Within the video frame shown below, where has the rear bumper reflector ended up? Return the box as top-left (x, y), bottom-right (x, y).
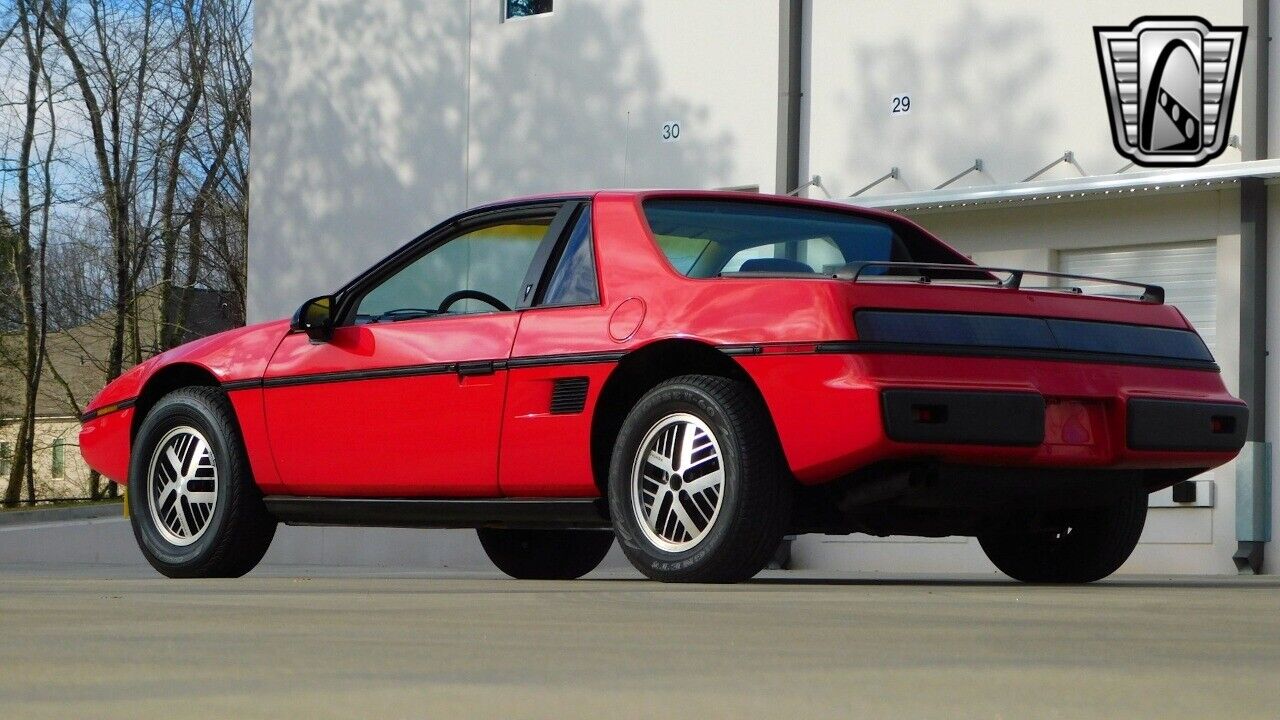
top-left (1127, 398), bottom-right (1248, 452)
top-left (881, 389), bottom-right (1045, 446)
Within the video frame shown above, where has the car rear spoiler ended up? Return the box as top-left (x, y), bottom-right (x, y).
top-left (835, 261), bottom-right (1165, 304)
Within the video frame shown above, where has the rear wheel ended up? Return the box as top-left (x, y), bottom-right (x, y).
top-left (477, 528), bottom-right (614, 579)
top-left (608, 375), bottom-right (791, 583)
top-left (978, 484), bottom-right (1148, 583)
top-left (129, 387), bottom-right (276, 578)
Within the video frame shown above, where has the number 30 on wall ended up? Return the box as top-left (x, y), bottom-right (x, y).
top-left (661, 121), bottom-right (682, 142)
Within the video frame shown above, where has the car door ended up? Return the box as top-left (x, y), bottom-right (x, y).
top-left (499, 204), bottom-right (615, 497)
top-left (262, 204), bottom-right (573, 497)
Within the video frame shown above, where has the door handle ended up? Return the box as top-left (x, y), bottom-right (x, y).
top-left (457, 361), bottom-right (496, 377)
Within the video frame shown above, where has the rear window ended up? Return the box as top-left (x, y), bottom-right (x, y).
top-left (642, 199), bottom-right (969, 278)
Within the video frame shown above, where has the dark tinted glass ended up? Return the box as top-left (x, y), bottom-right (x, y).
top-left (857, 311), bottom-right (1057, 348)
top-left (542, 209), bottom-right (599, 306)
top-left (1046, 319), bottom-right (1213, 362)
top-left (855, 310), bottom-right (1214, 363)
top-left (642, 199), bottom-right (969, 279)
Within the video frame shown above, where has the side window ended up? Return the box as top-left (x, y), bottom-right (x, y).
top-left (540, 209), bottom-right (599, 306)
top-left (356, 219), bottom-right (551, 322)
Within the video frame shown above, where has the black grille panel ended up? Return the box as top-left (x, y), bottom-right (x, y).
top-left (550, 377), bottom-right (589, 414)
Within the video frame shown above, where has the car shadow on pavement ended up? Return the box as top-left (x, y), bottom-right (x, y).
top-left (741, 575), bottom-right (1280, 590)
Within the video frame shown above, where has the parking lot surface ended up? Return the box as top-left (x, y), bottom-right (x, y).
top-left (1, 565), bottom-right (1277, 719)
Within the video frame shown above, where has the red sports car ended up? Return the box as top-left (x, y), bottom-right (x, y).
top-left (80, 191), bottom-right (1247, 583)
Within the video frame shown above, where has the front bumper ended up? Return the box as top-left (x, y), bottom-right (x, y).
top-left (739, 351), bottom-right (1247, 485)
top-left (79, 406), bottom-right (135, 484)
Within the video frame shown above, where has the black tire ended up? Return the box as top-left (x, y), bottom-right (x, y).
top-left (608, 375), bottom-right (791, 583)
top-left (476, 528), bottom-right (614, 580)
top-left (128, 387), bottom-right (276, 578)
top-left (978, 484), bottom-right (1148, 583)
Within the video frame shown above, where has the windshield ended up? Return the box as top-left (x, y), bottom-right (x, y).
top-left (642, 199), bottom-right (972, 278)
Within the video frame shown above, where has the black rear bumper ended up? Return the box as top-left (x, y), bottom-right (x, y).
top-left (881, 389), bottom-right (1045, 446)
top-left (1127, 398), bottom-right (1248, 452)
top-left (882, 388), bottom-right (1247, 453)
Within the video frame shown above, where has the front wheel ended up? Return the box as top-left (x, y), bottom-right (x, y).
top-left (978, 484), bottom-right (1148, 583)
top-left (128, 387), bottom-right (276, 578)
top-left (608, 375), bottom-right (791, 583)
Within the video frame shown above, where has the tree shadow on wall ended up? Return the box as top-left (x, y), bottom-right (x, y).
top-left (248, 0), bottom-right (734, 320)
top-left (466, 0), bottom-right (735, 204)
top-left (836, 3), bottom-right (1057, 194)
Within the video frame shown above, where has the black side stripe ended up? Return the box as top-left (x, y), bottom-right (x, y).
top-left (259, 362), bottom-right (457, 388)
top-left (506, 351), bottom-right (627, 368)
top-left (225, 351), bottom-right (629, 392)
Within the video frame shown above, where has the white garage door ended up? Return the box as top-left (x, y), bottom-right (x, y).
top-left (1058, 240), bottom-right (1217, 351)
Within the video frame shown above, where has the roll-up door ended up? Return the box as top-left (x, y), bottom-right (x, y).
top-left (1058, 240), bottom-right (1217, 351)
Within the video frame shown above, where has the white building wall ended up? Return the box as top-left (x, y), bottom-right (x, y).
top-left (804, 0), bottom-right (1248, 199)
top-left (248, 0), bottom-right (472, 323)
top-left (249, 0), bottom-right (780, 321)
top-left (465, 0), bottom-right (779, 206)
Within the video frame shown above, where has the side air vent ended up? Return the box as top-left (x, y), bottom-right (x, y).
top-left (550, 377), bottom-right (590, 414)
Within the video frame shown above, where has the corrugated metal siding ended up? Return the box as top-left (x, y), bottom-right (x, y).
top-left (1058, 241), bottom-right (1217, 351)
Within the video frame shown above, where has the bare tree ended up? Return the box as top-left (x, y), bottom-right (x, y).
top-left (3, 0), bottom-right (52, 506)
top-left (0, 0), bottom-right (251, 503)
top-left (44, 0), bottom-right (155, 387)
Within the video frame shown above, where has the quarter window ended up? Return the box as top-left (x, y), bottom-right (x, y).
top-left (540, 209), bottom-right (599, 306)
top-left (355, 219), bottom-right (551, 322)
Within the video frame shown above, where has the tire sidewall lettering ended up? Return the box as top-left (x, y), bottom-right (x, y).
top-left (610, 383), bottom-right (741, 573)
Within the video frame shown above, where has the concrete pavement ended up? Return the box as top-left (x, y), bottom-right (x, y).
top-left (1, 564), bottom-right (1277, 719)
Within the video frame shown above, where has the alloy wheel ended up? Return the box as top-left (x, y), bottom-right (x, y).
top-left (631, 413), bottom-right (726, 552)
top-left (146, 425), bottom-right (219, 547)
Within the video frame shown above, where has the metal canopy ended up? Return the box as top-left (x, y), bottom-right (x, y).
top-left (845, 159), bottom-right (1280, 213)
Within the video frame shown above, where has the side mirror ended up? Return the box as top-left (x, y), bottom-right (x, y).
top-left (290, 295), bottom-right (334, 342)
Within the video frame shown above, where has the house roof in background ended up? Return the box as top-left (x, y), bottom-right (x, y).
top-left (0, 288), bottom-right (236, 420)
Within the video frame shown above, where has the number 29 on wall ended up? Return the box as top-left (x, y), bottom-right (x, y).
top-left (890, 94), bottom-right (912, 116)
